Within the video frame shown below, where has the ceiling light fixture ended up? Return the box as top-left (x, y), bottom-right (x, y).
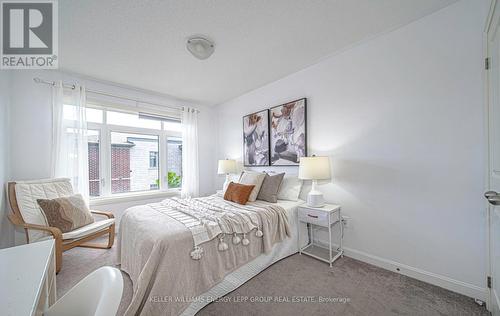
top-left (186, 36), bottom-right (215, 60)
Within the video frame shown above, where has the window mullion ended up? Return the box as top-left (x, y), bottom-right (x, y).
top-left (102, 110), bottom-right (112, 197)
top-left (160, 131), bottom-right (168, 191)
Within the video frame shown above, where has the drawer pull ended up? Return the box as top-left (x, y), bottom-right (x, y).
top-left (307, 214), bottom-right (318, 218)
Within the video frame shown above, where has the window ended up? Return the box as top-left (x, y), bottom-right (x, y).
top-left (149, 151), bottom-right (158, 168)
top-left (85, 104), bottom-right (182, 198)
top-left (86, 108), bottom-right (104, 124)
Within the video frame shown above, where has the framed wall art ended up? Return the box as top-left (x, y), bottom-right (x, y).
top-left (269, 98), bottom-right (307, 166)
top-left (243, 109), bottom-right (270, 166)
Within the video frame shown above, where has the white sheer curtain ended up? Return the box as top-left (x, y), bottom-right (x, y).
top-left (51, 81), bottom-right (90, 200)
top-left (181, 107), bottom-right (199, 198)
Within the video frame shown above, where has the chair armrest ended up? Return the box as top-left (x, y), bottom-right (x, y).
top-left (90, 210), bottom-right (115, 219)
top-left (8, 213), bottom-right (62, 239)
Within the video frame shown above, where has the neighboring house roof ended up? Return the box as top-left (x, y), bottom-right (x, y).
top-left (113, 143), bottom-right (135, 148)
top-left (88, 141), bottom-right (135, 147)
top-left (126, 137), bottom-right (158, 144)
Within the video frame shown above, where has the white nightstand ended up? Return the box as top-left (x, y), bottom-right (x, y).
top-left (298, 203), bottom-right (344, 267)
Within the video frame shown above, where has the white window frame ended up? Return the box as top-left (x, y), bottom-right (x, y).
top-left (87, 105), bottom-right (182, 202)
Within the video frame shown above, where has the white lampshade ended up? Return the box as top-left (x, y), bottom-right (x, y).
top-left (298, 156), bottom-right (331, 180)
top-left (218, 159), bottom-right (236, 174)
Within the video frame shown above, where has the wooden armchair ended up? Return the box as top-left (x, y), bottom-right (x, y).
top-left (7, 179), bottom-right (116, 273)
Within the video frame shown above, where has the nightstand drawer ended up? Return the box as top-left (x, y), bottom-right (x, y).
top-left (298, 207), bottom-right (330, 227)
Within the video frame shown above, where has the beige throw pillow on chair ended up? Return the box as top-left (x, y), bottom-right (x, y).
top-left (37, 194), bottom-right (94, 233)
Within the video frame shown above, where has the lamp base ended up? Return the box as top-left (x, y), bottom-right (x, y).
top-left (307, 191), bottom-right (325, 208)
top-left (222, 175), bottom-right (230, 193)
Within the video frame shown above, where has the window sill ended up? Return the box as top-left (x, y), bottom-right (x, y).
top-left (89, 190), bottom-right (180, 206)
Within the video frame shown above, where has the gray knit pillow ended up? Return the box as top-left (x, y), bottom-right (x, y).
top-left (257, 173), bottom-right (285, 203)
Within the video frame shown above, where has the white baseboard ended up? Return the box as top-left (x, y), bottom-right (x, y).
top-left (492, 288), bottom-right (500, 315)
top-left (313, 239), bottom-right (488, 301)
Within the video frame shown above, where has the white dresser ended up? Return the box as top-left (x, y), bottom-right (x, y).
top-left (0, 240), bottom-right (56, 316)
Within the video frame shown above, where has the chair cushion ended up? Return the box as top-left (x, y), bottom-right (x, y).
top-left (15, 178), bottom-right (74, 241)
top-left (37, 194), bottom-right (94, 233)
top-left (62, 218), bottom-right (115, 240)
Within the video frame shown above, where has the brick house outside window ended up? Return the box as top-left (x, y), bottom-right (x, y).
top-left (88, 142), bottom-right (134, 196)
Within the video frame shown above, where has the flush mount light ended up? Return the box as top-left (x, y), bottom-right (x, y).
top-left (186, 36), bottom-right (215, 60)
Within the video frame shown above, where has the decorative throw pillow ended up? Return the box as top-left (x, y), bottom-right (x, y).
top-left (277, 176), bottom-right (303, 201)
top-left (223, 182), bottom-right (255, 205)
top-left (37, 194), bottom-right (94, 233)
top-left (257, 172), bottom-right (285, 203)
top-left (238, 171), bottom-right (266, 202)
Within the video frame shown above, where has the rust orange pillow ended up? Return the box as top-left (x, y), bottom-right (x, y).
top-left (223, 182), bottom-right (255, 205)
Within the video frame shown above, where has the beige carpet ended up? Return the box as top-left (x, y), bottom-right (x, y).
top-left (57, 237), bottom-right (489, 316)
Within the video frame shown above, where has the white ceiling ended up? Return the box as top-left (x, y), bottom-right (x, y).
top-left (59, 0), bottom-right (457, 105)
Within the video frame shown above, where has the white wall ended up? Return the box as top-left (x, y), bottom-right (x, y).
top-left (0, 71), bottom-right (13, 248)
top-left (8, 70), bottom-right (217, 241)
top-left (216, 0), bottom-right (489, 299)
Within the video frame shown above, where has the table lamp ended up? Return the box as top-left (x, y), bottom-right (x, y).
top-left (218, 159), bottom-right (237, 190)
top-left (298, 156), bottom-right (331, 207)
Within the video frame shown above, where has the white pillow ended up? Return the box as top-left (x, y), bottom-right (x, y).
top-left (277, 176), bottom-right (303, 201)
top-left (238, 171), bottom-right (266, 202)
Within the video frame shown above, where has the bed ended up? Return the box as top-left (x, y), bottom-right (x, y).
top-left (118, 194), bottom-right (307, 316)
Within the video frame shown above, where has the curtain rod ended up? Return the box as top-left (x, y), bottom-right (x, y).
top-left (33, 77), bottom-right (200, 113)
